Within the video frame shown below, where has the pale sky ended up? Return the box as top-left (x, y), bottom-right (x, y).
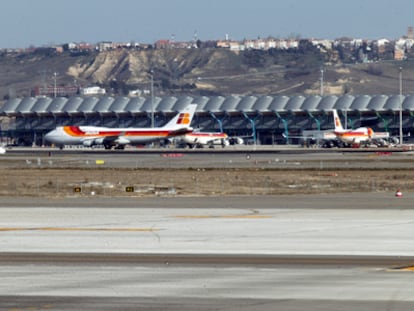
top-left (0, 0), bottom-right (412, 48)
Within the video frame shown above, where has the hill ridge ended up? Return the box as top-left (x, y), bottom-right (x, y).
top-left (0, 49), bottom-right (413, 99)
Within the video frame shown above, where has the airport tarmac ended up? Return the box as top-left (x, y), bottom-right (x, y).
top-left (2, 148), bottom-right (414, 310)
top-left (2, 193), bottom-right (414, 310)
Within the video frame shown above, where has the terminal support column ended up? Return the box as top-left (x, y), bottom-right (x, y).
top-left (275, 111), bottom-right (288, 144)
top-left (209, 112), bottom-right (224, 133)
top-left (307, 111), bottom-right (321, 145)
top-left (241, 112), bottom-right (257, 145)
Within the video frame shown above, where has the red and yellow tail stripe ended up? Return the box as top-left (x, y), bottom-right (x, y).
top-left (177, 112), bottom-right (191, 125)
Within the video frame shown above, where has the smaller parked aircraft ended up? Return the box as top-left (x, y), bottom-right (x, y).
top-left (178, 131), bottom-right (244, 148)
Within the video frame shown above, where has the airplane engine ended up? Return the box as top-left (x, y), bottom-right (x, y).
top-left (115, 137), bottom-right (130, 145)
top-left (375, 138), bottom-right (387, 147)
top-left (228, 137), bottom-right (243, 145)
top-left (235, 137), bottom-right (244, 145)
top-left (93, 138), bottom-right (105, 145)
top-left (82, 140), bottom-right (95, 147)
top-left (222, 139), bottom-right (230, 146)
top-left (391, 137), bottom-right (399, 144)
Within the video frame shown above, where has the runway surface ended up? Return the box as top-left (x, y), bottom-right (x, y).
top-left (3, 145), bottom-right (414, 170)
top-left (2, 193), bottom-right (414, 310)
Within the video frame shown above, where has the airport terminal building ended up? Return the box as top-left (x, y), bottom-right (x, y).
top-left (0, 94), bottom-right (412, 146)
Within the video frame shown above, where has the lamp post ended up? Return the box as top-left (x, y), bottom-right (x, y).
top-left (53, 72), bottom-right (58, 98)
top-left (399, 67), bottom-right (403, 145)
top-left (320, 67), bottom-right (324, 96)
top-left (150, 70), bottom-right (154, 128)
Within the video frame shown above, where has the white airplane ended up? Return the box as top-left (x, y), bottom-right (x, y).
top-left (45, 104), bottom-right (197, 149)
top-left (178, 131), bottom-right (245, 148)
top-left (333, 109), bottom-right (389, 147)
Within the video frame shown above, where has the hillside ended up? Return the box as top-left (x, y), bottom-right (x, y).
top-left (1, 48), bottom-right (414, 99)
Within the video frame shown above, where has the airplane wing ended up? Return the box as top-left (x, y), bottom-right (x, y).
top-left (168, 127), bottom-right (194, 136)
top-left (80, 133), bottom-right (130, 149)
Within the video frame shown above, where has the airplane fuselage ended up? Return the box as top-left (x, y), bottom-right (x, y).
top-left (334, 127), bottom-right (374, 145)
top-left (181, 132), bottom-right (229, 146)
top-left (45, 126), bottom-right (191, 146)
top-left (45, 104), bottom-right (197, 149)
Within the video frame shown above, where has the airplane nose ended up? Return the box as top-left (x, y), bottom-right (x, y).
top-left (44, 131), bottom-right (56, 142)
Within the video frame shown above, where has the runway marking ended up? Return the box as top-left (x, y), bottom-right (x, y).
top-left (6, 304), bottom-right (53, 311)
top-left (401, 267), bottom-right (414, 271)
top-left (0, 227), bottom-right (159, 232)
top-left (174, 215), bottom-right (271, 219)
top-left (393, 266), bottom-right (414, 271)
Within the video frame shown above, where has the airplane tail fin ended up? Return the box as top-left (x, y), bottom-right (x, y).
top-left (333, 109), bottom-right (344, 131)
top-left (163, 104), bottom-right (197, 129)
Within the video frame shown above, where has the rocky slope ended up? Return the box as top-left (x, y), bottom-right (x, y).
top-left (1, 48), bottom-right (414, 99)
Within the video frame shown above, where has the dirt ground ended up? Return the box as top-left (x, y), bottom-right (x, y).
top-left (1, 167), bottom-right (412, 197)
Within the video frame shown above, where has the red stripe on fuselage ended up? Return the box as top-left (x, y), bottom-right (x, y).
top-left (63, 126), bottom-right (190, 138)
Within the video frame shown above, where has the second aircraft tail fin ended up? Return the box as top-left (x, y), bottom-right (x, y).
top-left (333, 109), bottom-right (344, 131)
